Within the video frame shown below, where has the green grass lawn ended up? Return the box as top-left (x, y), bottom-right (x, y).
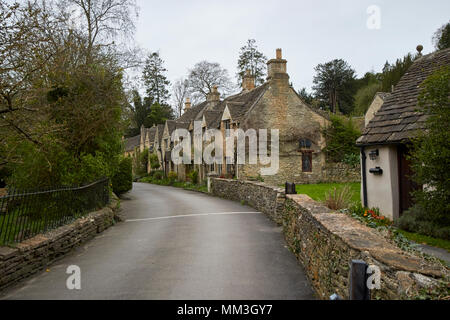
top-left (295, 182), bottom-right (361, 204)
top-left (397, 230), bottom-right (450, 252)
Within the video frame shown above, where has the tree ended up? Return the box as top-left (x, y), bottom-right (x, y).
top-left (353, 82), bottom-right (382, 116)
top-left (406, 66), bottom-right (450, 235)
top-left (142, 51), bottom-right (171, 105)
top-left (187, 61), bottom-right (235, 101)
top-left (312, 59), bottom-right (357, 114)
top-left (322, 115), bottom-right (361, 163)
top-left (433, 22), bottom-right (450, 51)
top-left (147, 102), bottom-right (174, 126)
top-left (298, 88), bottom-right (314, 105)
top-left (236, 39), bottom-right (267, 87)
top-left (380, 53), bottom-right (416, 92)
top-left (60, 0), bottom-right (139, 63)
top-left (1, 1), bottom-right (128, 189)
top-left (172, 78), bottom-right (190, 117)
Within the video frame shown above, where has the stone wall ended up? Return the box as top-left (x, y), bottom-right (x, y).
top-left (210, 178), bottom-right (449, 300)
top-left (209, 178), bottom-right (285, 224)
top-left (238, 161), bottom-right (360, 186)
top-left (0, 199), bottom-right (120, 292)
top-left (323, 162), bottom-right (361, 183)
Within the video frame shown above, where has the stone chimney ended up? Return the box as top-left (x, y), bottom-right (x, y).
top-left (267, 48), bottom-right (289, 84)
top-left (206, 86), bottom-right (220, 110)
top-left (242, 69), bottom-right (255, 91)
top-left (184, 98), bottom-right (191, 113)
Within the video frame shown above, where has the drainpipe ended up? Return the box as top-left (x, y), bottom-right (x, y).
top-left (361, 147), bottom-right (368, 208)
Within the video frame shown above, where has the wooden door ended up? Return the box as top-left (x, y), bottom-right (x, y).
top-left (397, 145), bottom-right (420, 215)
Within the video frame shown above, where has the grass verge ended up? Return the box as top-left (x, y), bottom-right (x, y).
top-left (397, 230), bottom-right (450, 252)
top-left (295, 182), bottom-right (361, 204)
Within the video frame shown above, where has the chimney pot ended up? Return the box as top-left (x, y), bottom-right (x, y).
top-left (267, 48), bottom-right (288, 82)
top-left (242, 69), bottom-right (255, 91)
top-left (184, 98), bottom-right (192, 112)
top-left (276, 48), bottom-right (282, 59)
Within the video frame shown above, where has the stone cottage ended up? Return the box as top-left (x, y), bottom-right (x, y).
top-left (357, 47), bottom-right (450, 220)
top-left (167, 49), bottom-right (331, 185)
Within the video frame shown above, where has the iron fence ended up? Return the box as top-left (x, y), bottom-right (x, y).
top-left (0, 178), bottom-right (110, 246)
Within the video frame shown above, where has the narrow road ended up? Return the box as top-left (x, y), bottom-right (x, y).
top-left (1, 183), bottom-right (315, 300)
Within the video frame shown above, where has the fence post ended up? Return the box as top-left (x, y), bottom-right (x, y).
top-left (349, 260), bottom-right (371, 300)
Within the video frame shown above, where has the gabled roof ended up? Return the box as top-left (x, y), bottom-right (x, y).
top-left (146, 127), bottom-right (157, 143)
top-left (174, 83), bottom-right (269, 130)
top-left (177, 101), bottom-right (208, 123)
top-left (357, 48), bottom-right (450, 146)
top-left (156, 124), bottom-right (165, 143)
top-left (166, 120), bottom-right (177, 135)
top-left (125, 135), bottom-right (140, 152)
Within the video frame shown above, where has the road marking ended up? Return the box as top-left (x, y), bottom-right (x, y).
top-left (125, 211), bottom-right (261, 223)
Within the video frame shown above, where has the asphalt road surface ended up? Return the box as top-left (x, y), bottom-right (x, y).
top-left (0, 183), bottom-right (315, 300)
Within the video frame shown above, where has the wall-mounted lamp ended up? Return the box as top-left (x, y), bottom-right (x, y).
top-left (369, 149), bottom-right (379, 161)
top-left (369, 167), bottom-right (383, 176)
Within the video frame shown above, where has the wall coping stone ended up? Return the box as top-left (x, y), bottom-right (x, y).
top-left (287, 194), bottom-right (447, 278)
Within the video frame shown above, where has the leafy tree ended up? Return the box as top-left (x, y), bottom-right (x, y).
top-left (312, 59), bottom-right (357, 114)
top-left (322, 115), bottom-right (361, 163)
top-left (298, 88), bottom-right (314, 105)
top-left (1, 1), bottom-right (128, 190)
top-left (405, 66), bottom-right (450, 235)
top-left (433, 22), bottom-right (450, 50)
top-left (353, 82), bottom-right (382, 116)
top-left (187, 61), bottom-right (235, 101)
top-left (147, 102), bottom-right (174, 126)
top-left (380, 53), bottom-right (416, 92)
top-left (236, 39), bottom-right (267, 86)
top-left (142, 51), bottom-right (171, 105)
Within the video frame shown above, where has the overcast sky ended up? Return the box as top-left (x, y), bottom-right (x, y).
top-left (134, 0), bottom-right (450, 93)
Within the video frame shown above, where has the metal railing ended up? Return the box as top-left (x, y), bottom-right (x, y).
top-left (0, 178), bottom-right (110, 246)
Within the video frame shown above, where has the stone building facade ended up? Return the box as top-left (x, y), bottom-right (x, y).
top-left (126, 49), bottom-right (336, 185)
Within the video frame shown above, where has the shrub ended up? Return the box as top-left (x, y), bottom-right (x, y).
top-left (168, 172), bottom-right (177, 185)
top-left (324, 185), bottom-right (354, 210)
top-left (149, 153), bottom-right (161, 170)
top-left (397, 204), bottom-right (450, 240)
top-left (187, 170), bottom-right (199, 184)
top-left (408, 66), bottom-right (450, 232)
top-left (342, 153), bottom-right (360, 167)
top-left (322, 115), bottom-right (361, 163)
top-left (112, 157), bottom-right (132, 195)
top-left (153, 171), bottom-right (164, 181)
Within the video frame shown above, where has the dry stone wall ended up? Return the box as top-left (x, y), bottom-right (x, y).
top-left (210, 178), bottom-right (449, 300)
top-left (0, 199), bottom-right (120, 292)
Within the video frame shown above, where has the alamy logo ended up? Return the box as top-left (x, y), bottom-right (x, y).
top-left (66, 265), bottom-right (81, 290)
top-left (367, 265), bottom-right (381, 290)
top-left (367, 5), bottom-right (381, 30)
top-left (171, 121), bottom-right (280, 176)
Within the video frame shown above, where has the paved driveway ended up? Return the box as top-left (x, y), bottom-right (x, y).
top-left (1, 183), bottom-right (315, 300)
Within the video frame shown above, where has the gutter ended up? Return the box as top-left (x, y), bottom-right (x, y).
top-left (361, 147), bottom-right (368, 208)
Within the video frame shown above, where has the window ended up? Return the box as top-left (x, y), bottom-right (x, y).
top-left (224, 120), bottom-right (231, 137)
top-left (210, 163), bottom-right (215, 172)
top-left (302, 152), bottom-right (312, 173)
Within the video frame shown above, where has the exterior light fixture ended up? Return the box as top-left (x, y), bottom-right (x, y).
top-left (369, 167), bottom-right (383, 176)
top-left (369, 149), bottom-right (379, 161)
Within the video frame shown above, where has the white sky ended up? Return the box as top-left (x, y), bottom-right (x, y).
top-left (134, 0), bottom-right (450, 92)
